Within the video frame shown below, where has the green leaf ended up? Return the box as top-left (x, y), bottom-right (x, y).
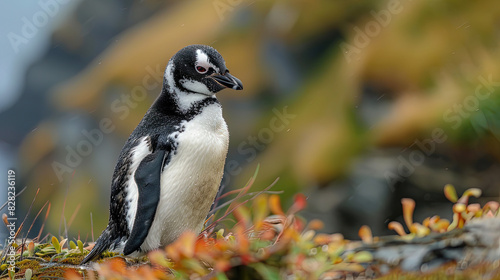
top-left (216, 272), bottom-right (229, 280)
top-left (24, 268), bottom-right (32, 280)
top-left (51, 236), bottom-right (61, 254)
top-left (77, 240), bottom-right (84, 254)
top-left (69, 241), bottom-right (77, 250)
top-left (27, 242), bottom-right (35, 257)
top-left (36, 246), bottom-right (57, 256)
top-left (351, 251), bottom-right (373, 263)
top-left (216, 229), bottom-right (225, 240)
top-left (444, 184), bottom-right (458, 203)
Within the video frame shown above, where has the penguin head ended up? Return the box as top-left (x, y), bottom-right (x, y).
top-left (164, 45), bottom-right (243, 97)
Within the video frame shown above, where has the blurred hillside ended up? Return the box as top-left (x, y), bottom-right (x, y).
top-left (3, 0), bottom-right (500, 241)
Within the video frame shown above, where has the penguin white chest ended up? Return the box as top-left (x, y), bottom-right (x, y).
top-left (140, 104), bottom-right (229, 251)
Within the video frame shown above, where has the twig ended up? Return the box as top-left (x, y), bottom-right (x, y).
top-left (63, 216), bottom-right (68, 249)
top-left (20, 200), bottom-right (49, 261)
top-left (37, 202), bottom-right (52, 241)
top-left (40, 233), bottom-right (51, 244)
top-left (223, 165), bottom-right (261, 216)
top-left (208, 190), bottom-right (283, 216)
top-left (24, 201), bottom-right (49, 241)
top-left (1, 188), bottom-right (40, 265)
top-left (204, 177), bottom-right (280, 233)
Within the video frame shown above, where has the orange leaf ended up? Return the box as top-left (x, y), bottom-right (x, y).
top-left (422, 217), bottom-right (430, 227)
top-left (429, 215), bottom-right (440, 225)
top-left (107, 258), bottom-right (127, 274)
top-left (308, 219), bottom-right (324, 230)
top-left (149, 250), bottom-right (170, 267)
top-left (467, 203), bottom-right (481, 213)
top-left (28, 241), bottom-right (35, 255)
top-left (165, 231), bottom-right (196, 261)
top-left (453, 203), bottom-right (466, 214)
top-left (458, 216), bottom-right (465, 228)
top-left (433, 219), bottom-right (450, 233)
top-left (178, 231), bottom-right (196, 258)
top-left (482, 201), bottom-right (499, 215)
top-left (281, 227), bottom-right (301, 243)
top-left (313, 233), bottom-right (331, 245)
top-left (358, 225), bottom-right (373, 243)
top-left (401, 198), bottom-right (415, 231)
top-left (64, 269), bottom-right (83, 280)
top-left (269, 194), bottom-right (285, 215)
top-left (457, 188), bottom-right (482, 204)
top-left (447, 213), bottom-right (460, 231)
top-left (293, 193), bottom-right (307, 212)
top-left (287, 193), bottom-right (307, 215)
top-left (444, 184), bottom-right (458, 203)
top-left (233, 206), bottom-right (251, 228)
top-left (215, 259), bottom-right (231, 272)
top-left (485, 210), bottom-right (496, 217)
top-left (293, 216), bottom-right (306, 232)
top-left (409, 223), bottom-right (430, 237)
top-left (253, 194), bottom-right (269, 230)
top-left (234, 225), bottom-right (249, 253)
top-left (388, 221), bottom-right (406, 236)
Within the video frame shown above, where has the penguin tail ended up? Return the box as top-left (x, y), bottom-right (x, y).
top-left (80, 228), bottom-right (114, 265)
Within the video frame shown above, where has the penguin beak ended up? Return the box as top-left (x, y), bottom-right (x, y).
top-left (212, 71), bottom-right (243, 90)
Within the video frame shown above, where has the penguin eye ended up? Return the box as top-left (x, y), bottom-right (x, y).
top-left (196, 66), bottom-right (208, 74)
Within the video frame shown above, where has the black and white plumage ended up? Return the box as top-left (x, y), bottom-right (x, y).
top-left (81, 44), bottom-right (242, 264)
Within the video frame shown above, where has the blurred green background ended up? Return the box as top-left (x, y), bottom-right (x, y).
top-left (1, 0), bottom-right (500, 242)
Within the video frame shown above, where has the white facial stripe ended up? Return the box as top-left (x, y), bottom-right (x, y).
top-left (196, 49), bottom-right (220, 73)
top-left (177, 91), bottom-right (209, 111)
top-left (164, 61), bottom-right (175, 89)
top-left (164, 60), bottom-right (213, 112)
top-left (195, 49), bottom-right (209, 67)
top-left (180, 79), bottom-right (212, 95)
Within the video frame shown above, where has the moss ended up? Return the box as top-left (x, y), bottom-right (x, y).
top-left (0, 259), bottom-right (62, 280)
top-left (0, 251), bottom-right (92, 280)
top-left (58, 255), bottom-right (86, 264)
top-left (15, 259), bottom-right (41, 273)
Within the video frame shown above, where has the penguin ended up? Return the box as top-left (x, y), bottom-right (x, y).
top-left (81, 44), bottom-right (243, 264)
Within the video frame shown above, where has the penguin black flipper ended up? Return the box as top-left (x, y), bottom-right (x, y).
top-left (80, 228), bottom-right (113, 264)
top-left (123, 149), bottom-right (167, 255)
